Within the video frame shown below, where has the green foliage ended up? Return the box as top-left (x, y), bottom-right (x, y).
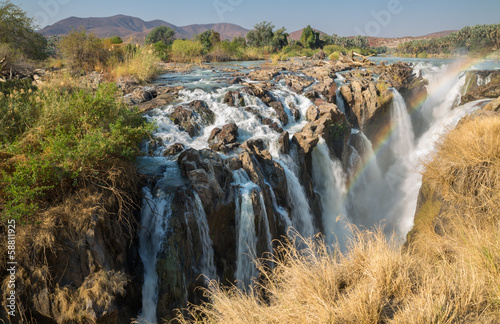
top-left (171, 39), bottom-right (204, 63)
top-left (0, 0), bottom-right (47, 60)
top-left (247, 21), bottom-right (275, 48)
top-left (397, 23), bottom-right (500, 56)
top-left (0, 83), bottom-right (153, 220)
top-left (145, 26), bottom-right (176, 45)
top-left (271, 27), bottom-right (289, 51)
top-left (152, 41), bottom-right (170, 61)
top-left (323, 33), bottom-right (370, 49)
top-left (231, 36), bottom-right (247, 48)
top-left (329, 51), bottom-right (340, 61)
top-left (195, 30), bottom-right (221, 51)
top-left (108, 35), bottom-right (123, 44)
top-left (59, 28), bottom-right (108, 72)
top-left (300, 25), bottom-right (320, 49)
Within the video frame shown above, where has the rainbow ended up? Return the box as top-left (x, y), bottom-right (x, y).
top-left (344, 54), bottom-right (495, 194)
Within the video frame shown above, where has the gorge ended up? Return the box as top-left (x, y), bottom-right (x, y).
top-left (133, 57), bottom-right (498, 321)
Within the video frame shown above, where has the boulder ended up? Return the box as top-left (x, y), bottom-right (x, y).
top-left (288, 102), bottom-right (301, 121)
top-left (169, 100), bottom-right (215, 137)
top-left (306, 105), bottom-right (319, 121)
top-left (164, 143), bottom-right (185, 156)
top-left (278, 131), bottom-right (290, 155)
top-left (262, 118), bottom-right (284, 133)
top-left (269, 101), bottom-right (289, 125)
top-left (208, 123), bottom-right (239, 152)
top-left (223, 90), bottom-right (244, 107)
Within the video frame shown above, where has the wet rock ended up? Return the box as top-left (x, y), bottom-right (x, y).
top-left (262, 118), bottom-right (284, 133)
top-left (340, 80), bottom-right (392, 143)
top-left (123, 86), bottom-right (157, 105)
top-left (164, 143), bottom-right (185, 156)
top-left (135, 86), bottom-right (184, 113)
top-left (246, 82), bottom-right (276, 104)
top-left (247, 66), bottom-right (283, 81)
top-left (223, 90), bottom-right (244, 107)
top-left (288, 102), bottom-right (301, 121)
top-left (461, 71), bottom-right (500, 104)
top-left (269, 101), bottom-right (289, 125)
top-left (169, 100), bottom-right (215, 137)
top-left (277, 74), bottom-right (314, 93)
top-left (208, 123), bottom-right (239, 152)
top-left (278, 131), bottom-right (290, 155)
top-left (230, 76), bottom-right (243, 84)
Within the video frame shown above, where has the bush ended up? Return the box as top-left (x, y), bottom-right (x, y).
top-left (152, 41), bottom-right (170, 61)
top-left (0, 83), bottom-right (154, 220)
top-left (59, 29), bottom-right (108, 73)
top-left (108, 35), bottom-right (123, 44)
top-left (145, 26), bottom-right (175, 45)
top-left (171, 39), bottom-right (204, 63)
top-left (328, 51), bottom-right (340, 61)
top-left (0, 1), bottom-right (47, 60)
top-left (111, 46), bottom-right (161, 82)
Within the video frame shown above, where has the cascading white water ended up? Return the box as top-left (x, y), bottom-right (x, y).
top-left (139, 59), bottom-right (496, 310)
top-left (192, 193), bottom-right (217, 281)
top-left (396, 99), bottom-right (487, 234)
top-left (138, 188), bottom-right (172, 324)
top-left (282, 166), bottom-right (315, 238)
top-left (232, 169), bottom-right (260, 288)
top-left (389, 89), bottom-right (415, 158)
top-left (312, 139), bottom-right (350, 246)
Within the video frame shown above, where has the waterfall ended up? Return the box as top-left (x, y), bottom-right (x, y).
top-left (138, 188), bottom-right (172, 324)
top-left (192, 193), bottom-right (217, 281)
top-left (282, 165), bottom-right (315, 238)
top-left (232, 169), bottom-right (260, 288)
top-left (389, 89), bottom-right (415, 158)
top-left (312, 139), bottom-right (350, 246)
top-left (396, 99), bottom-right (486, 235)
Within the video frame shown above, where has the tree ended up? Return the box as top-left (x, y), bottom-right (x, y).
top-left (145, 26), bottom-right (175, 45)
top-left (247, 21), bottom-right (274, 47)
top-left (195, 29), bottom-right (221, 51)
top-left (271, 27), bottom-right (288, 51)
top-left (0, 0), bottom-right (47, 60)
top-left (300, 25), bottom-right (320, 49)
top-left (231, 36), bottom-right (246, 48)
top-left (59, 28), bottom-right (107, 72)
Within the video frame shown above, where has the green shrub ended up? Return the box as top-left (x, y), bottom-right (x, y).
top-left (0, 83), bottom-right (154, 220)
top-left (108, 35), bottom-right (123, 44)
top-left (152, 41), bottom-right (170, 61)
top-left (145, 26), bottom-right (175, 45)
top-left (329, 51), bottom-right (340, 61)
top-left (171, 39), bottom-right (204, 63)
top-left (59, 29), bottom-right (108, 73)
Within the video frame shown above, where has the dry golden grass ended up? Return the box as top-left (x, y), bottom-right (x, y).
top-left (110, 46), bottom-right (162, 83)
top-left (175, 114), bottom-right (500, 324)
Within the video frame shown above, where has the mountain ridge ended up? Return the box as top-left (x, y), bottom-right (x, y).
top-left (41, 14), bottom-right (455, 47)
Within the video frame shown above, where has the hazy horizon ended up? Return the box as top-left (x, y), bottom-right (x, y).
top-left (13, 0), bottom-right (500, 37)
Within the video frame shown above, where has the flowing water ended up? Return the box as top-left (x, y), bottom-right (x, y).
top-left (137, 57), bottom-right (496, 321)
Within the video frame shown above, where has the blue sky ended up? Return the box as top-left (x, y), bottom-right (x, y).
top-left (14, 0), bottom-right (500, 37)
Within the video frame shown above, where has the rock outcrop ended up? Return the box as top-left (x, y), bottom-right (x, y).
top-left (208, 123), bottom-right (239, 153)
top-left (169, 100), bottom-right (215, 137)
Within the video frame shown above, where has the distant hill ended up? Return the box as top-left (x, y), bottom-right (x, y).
top-left (41, 15), bottom-right (457, 48)
top-left (368, 30), bottom-right (457, 48)
top-left (289, 28), bottom-right (328, 41)
top-left (41, 15), bottom-right (249, 42)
